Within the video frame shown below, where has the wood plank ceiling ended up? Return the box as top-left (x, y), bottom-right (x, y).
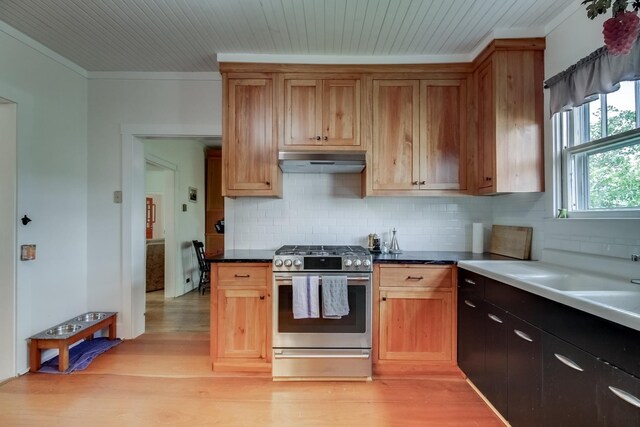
top-left (0, 0), bottom-right (577, 72)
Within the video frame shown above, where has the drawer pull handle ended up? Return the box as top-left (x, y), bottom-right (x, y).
top-left (488, 314), bottom-right (503, 324)
top-left (514, 329), bottom-right (533, 342)
top-left (554, 353), bottom-right (584, 372)
top-left (259, 295), bottom-right (265, 300)
top-left (609, 386), bottom-right (640, 408)
top-left (382, 297), bottom-right (387, 301)
top-left (464, 300), bottom-right (476, 308)
top-left (464, 278), bottom-right (476, 285)
top-left (234, 274), bottom-right (250, 278)
top-left (406, 276), bottom-right (424, 280)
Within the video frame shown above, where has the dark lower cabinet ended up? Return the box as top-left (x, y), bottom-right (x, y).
top-left (507, 315), bottom-right (542, 427)
top-left (597, 361), bottom-right (640, 426)
top-left (457, 294), bottom-right (485, 387)
top-left (457, 269), bottom-right (640, 427)
top-left (543, 333), bottom-right (599, 426)
top-left (483, 304), bottom-right (508, 417)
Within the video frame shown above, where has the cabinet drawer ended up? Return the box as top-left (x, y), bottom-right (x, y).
top-left (379, 266), bottom-right (452, 289)
top-left (218, 265), bottom-right (268, 287)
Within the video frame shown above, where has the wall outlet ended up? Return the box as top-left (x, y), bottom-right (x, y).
top-left (113, 190), bottom-right (122, 203)
top-left (631, 254), bottom-right (639, 262)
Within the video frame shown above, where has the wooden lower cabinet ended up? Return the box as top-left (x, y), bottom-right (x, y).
top-left (211, 263), bottom-right (271, 372)
top-left (374, 264), bottom-right (457, 375)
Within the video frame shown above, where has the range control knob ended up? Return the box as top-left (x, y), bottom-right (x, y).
top-left (344, 259), bottom-right (353, 267)
top-left (293, 259), bottom-right (302, 267)
top-left (274, 259), bottom-right (283, 267)
top-left (354, 259), bottom-right (362, 267)
top-left (284, 259), bottom-right (292, 267)
top-left (363, 259), bottom-right (371, 268)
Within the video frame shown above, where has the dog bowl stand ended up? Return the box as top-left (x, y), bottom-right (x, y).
top-left (29, 312), bottom-right (117, 372)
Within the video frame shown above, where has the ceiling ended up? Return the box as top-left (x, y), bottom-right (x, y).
top-left (0, 0), bottom-right (577, 72)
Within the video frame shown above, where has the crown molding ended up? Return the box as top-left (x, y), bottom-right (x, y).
top-left (88, 71), bottom-right (222, 81)
top-left (217, 52), bottom-right (474, 65)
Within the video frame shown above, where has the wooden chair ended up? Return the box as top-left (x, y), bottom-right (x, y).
top-left (192, 240), bottom-right (210, 295)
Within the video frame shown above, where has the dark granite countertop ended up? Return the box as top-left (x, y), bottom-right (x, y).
top-left (372, 251), bottom-right (515, 264)
top-left (206, 249), bottom-right (515, 264)
top-left (206, 250), bottom-right (275, 263)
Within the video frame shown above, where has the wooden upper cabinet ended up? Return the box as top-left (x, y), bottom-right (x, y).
top-left (420, 80), bottom-right (467, 190)
top-left (223, 76), bottom-right (281, 197)
top-left (474, 41), bottom-right (545, 194)
top-left (369, 78), bottom-right (467, 195)
top-left (282, 77), bottom-right (360, 148)
top-left (372, 80), bottom-right (420, 191)
top-left (477, 59), bottom-right (496, 192)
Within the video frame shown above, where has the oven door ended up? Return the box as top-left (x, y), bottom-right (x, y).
top-left (272, 272), bottom-right (372, 349)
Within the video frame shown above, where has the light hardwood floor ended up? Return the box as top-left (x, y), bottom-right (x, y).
top-left (145, 289), bottom-right (210, 333)
top-left (0, 292), bottom-right (503, 426)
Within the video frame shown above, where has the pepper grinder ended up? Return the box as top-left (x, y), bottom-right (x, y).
top-left (389, 228), bottom-right (402, 253)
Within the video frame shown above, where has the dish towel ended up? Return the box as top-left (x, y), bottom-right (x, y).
top-left (322, 275), bottom-right (349, 319)
top-left (292, 275), bottom-right (320, 319)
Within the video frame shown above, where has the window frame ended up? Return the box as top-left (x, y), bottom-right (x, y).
top-left (556, 81), bottom-right (640, 219)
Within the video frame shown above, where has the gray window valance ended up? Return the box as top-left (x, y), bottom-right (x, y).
top-left (544, 36), bottom-right (640, 116)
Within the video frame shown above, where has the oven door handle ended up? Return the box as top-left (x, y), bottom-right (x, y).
top-left (273, 349), bottom-right (371, 359)
top-left (274, 275), bottom-right (371, 282)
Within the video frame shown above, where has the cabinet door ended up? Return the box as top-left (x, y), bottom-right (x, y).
top-left (457, 293), bottom-right (485, 386)
top-left (226, 78), bottom-right (276, 192)
top-left (379, 289), bottom-right (452, 361)
top-left (482, 304), bottom-right (508, 418)
top-left (322, 79), bottom-right (360, 146)
top-left (372, 80), bottom-right (420, 190)
top-left (420, 80), bottom-right (467, 190)
top-left (507, 315), bottom-right (543, 427)
top-left (476, 59), bottom-right (495, 192)
top-left (217, 288), bottom-right (268, 359)
top-left (543, 333), bottom-right (599, 426)
top-left (284, 79), bottom-right (322, 145)
top-left (598, 363), bottom-right (640, 426)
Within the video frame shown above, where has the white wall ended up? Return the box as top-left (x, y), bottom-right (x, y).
top-left (0, 25), bottom-right (88, 373)
top-left (0, 102), bottom-right (17, 380)
top-left (494, 6), bottom-right (640, 264)
top-left (87, 76), bottom-right (220, 336)
top-left (144, 139), bottom-right (206, 295)
top-left (227, 174), bottom-right (494, 251)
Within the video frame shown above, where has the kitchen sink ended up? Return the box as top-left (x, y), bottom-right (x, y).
top-left (565, 291), bottom-right (640, 314)
top-left (45, 323), bottom-right (83, 336)
top-left (74, 312), bottom-right (107, 322)
top-left (463, 261), bottom-right (633, 293)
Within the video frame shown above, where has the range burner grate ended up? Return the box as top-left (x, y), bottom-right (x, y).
top-left (275, 245), bottom-right (369, 256)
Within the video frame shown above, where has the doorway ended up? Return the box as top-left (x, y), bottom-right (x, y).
top-left (0, 99), bottom-right (17, 381)
top-left (121, 126), bottom-right (220, 339)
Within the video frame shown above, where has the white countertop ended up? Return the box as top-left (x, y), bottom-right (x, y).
top-left (458, 260), bottom-right (640, 332)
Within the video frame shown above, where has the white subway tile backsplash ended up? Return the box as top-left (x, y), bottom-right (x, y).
top-left (228, 174), bottom-right (493, 250)
top-left (226, 174), bottom-right (640, 262)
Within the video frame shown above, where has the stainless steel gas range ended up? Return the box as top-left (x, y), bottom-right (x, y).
top-left (272, 245), bottom-right (372, 380)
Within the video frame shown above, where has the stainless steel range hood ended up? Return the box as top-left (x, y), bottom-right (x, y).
top-left (278, 151), bottom-right (366, 174)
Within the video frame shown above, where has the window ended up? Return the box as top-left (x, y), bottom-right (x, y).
top-left (555, 80), bottom-right (640, 216)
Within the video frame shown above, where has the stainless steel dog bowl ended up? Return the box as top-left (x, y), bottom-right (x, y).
top-left (74, 312), bottom-right (107, 322)
top-left (46, 324), bottom-right (83, 336)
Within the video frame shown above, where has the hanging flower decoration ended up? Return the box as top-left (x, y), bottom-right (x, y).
top-left (583, 0), bottom-right (640, 54)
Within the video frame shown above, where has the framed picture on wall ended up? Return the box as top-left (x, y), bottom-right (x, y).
top-left (188, 187), bottom-right (197, 203)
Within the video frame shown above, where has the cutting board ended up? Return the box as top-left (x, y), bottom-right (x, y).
top-left (489, 225), bottom-right (533, 260)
